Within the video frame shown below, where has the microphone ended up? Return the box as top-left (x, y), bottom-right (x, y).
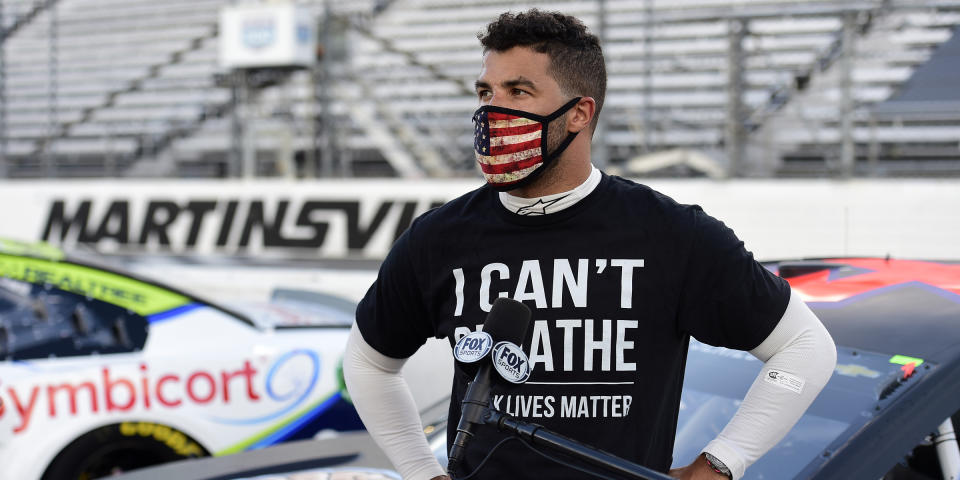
top-left (447, 297), bottom-right (532, 476)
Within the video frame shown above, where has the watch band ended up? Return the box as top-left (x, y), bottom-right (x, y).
top-left (704, 452), bottom-right (733, 479)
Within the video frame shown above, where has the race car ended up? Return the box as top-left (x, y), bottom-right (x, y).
top-left (0, 238), bottom-right (369, 480)
top-left (116, 257), bottom-right (960, 480)
top-left (674, 258), bottom-right (960, 479)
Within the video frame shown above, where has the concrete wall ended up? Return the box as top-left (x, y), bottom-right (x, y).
top-left (1, 178), bottom-right (958, 261)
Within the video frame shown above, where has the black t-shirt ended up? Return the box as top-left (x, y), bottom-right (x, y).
top-left (356, 173), bottom-right (790, 479)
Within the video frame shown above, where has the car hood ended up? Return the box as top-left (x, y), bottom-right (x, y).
top-left (227, 288), bottom-right (358, 329)
top-left (227, 300), bottom-right (354, 329)
top-left (771, 258), bottom-right (960, 364)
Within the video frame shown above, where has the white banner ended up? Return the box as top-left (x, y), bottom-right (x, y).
top-left (1, 178), bottom-right (958, 261)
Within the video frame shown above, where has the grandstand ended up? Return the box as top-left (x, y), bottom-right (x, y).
top-left (0, 0), bottom-right (959, 179)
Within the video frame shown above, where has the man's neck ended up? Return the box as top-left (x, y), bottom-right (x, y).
top-left (507, 149), bottom-right (593, 198)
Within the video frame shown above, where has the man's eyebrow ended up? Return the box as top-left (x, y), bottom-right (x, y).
top-left (503, 77), bottom-right (538, 91)
top-left (473, 77), bottom-right (538, 91)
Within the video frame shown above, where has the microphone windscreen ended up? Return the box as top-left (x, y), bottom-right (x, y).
top-left (483, 297), bottom-right (532, 345)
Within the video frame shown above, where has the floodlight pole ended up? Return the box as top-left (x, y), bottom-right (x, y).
top-left (0, 0), bottom-right (7, 178)
top-left (316, 0), bottom-right (335, 178)
top-left (593, 0), bottom-right (609, 170)
top-left (317, 0), bottom-right (336, 178)
top-left (839, 11), bottom-right (856, 178)
top-left (867, 113), bottom-right (879, 175)
top-left (240, 70), bottom-right (256, 179)
top-left (725, 18), bottom-right (746, 178)
top-left (45, 1), bottom-right (58, 177)
top-left (229, 70), bottom-right (242, 178)
top-left (306, 59), bottom-right (319, 178)
top-left (643, 0), bottom-right (653, 154)
top-left (227, 69), bottom-right (256, 179)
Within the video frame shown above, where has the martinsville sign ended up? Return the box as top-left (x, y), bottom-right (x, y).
top-left (0, 178), bottom-right (957, 261)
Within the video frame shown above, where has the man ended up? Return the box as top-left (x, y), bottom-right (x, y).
top-left (344, 9), bottom-right (836, 480)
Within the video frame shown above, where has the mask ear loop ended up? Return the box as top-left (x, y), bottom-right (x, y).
top-left (541, 97), bottom-right (583, 161)
top-left (543, 97), bottom-right (583, 122)
top-left (545, 131), bottom-right (579, 162)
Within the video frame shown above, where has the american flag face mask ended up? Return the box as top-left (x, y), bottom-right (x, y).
top-left (472, 97), bottom-right (581, 191)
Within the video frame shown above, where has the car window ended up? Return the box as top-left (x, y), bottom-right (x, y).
top-left (0, 278), bottom-right (148, 360)
top-left (0, 253), bottom-right (259, 329)
top-left (673, 340), bottom-right (927, 479)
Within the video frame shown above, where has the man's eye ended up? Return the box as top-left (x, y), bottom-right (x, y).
top-left (512, 88), bottom-right (528, 96)
top-left (477, 90), bottom-right (491, 99)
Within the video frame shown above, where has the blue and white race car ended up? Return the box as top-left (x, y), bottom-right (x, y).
top-left (0, 238), bottom-right (372, 479)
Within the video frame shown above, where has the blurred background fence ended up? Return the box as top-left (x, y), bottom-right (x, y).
top-left (1, 0), bottom-right (959, 181)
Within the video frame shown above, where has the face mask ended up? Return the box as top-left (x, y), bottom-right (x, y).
top-left (472, 97), bottom-right (581, 191)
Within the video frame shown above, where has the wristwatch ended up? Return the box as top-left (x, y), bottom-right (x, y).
top-left (703, 452), bottom-right (733, 479)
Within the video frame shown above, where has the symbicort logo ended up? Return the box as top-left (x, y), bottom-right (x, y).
top-left (492, 341), bottom-right (531, 384)
top-left (0, 349), bottom-right (321, 435)
top-left (453, 332), bottom-right (493, 363)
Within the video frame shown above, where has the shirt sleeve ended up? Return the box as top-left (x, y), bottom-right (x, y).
top-left (355, 227), bottom-right (434, 359)
top-left (677, 206), bottom-right (791, 350)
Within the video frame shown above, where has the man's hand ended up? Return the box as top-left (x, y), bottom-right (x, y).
top-left (668, 453), bottom-right (730, 480)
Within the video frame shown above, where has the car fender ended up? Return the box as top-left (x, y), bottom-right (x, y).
top-left (0, 340), bottom-right (347, 479)
top-left (0, 412), bottom-right (211, 480)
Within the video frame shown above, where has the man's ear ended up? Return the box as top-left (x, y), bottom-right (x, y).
top-left (567, 97), bottom-right (596, 133)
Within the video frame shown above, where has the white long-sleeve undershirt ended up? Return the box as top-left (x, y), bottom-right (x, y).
top-left (701, 289), bottom-right (837, 480)
top-left (343, 326), bottom-right (447, 480)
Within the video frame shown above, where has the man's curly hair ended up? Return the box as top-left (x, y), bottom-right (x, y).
top-left (478, 9), bottom-right (607, 131)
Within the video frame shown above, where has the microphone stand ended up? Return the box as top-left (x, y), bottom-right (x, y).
top-left (447, 365), bottom-right (493, 476)
top-left (480, 408), bottom-right (675, 480)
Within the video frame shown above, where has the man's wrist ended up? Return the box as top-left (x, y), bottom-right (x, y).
top-left (703, 452), bottom-right (732, 479)
top-left (702, 439), bottom-right (746, 480)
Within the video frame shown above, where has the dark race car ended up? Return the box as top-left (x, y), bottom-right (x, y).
top-left (675, 258), bottom-right (960, 479)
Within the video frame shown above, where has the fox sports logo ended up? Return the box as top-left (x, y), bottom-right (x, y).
top-left (453, 331), bottom-right (493, 363)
